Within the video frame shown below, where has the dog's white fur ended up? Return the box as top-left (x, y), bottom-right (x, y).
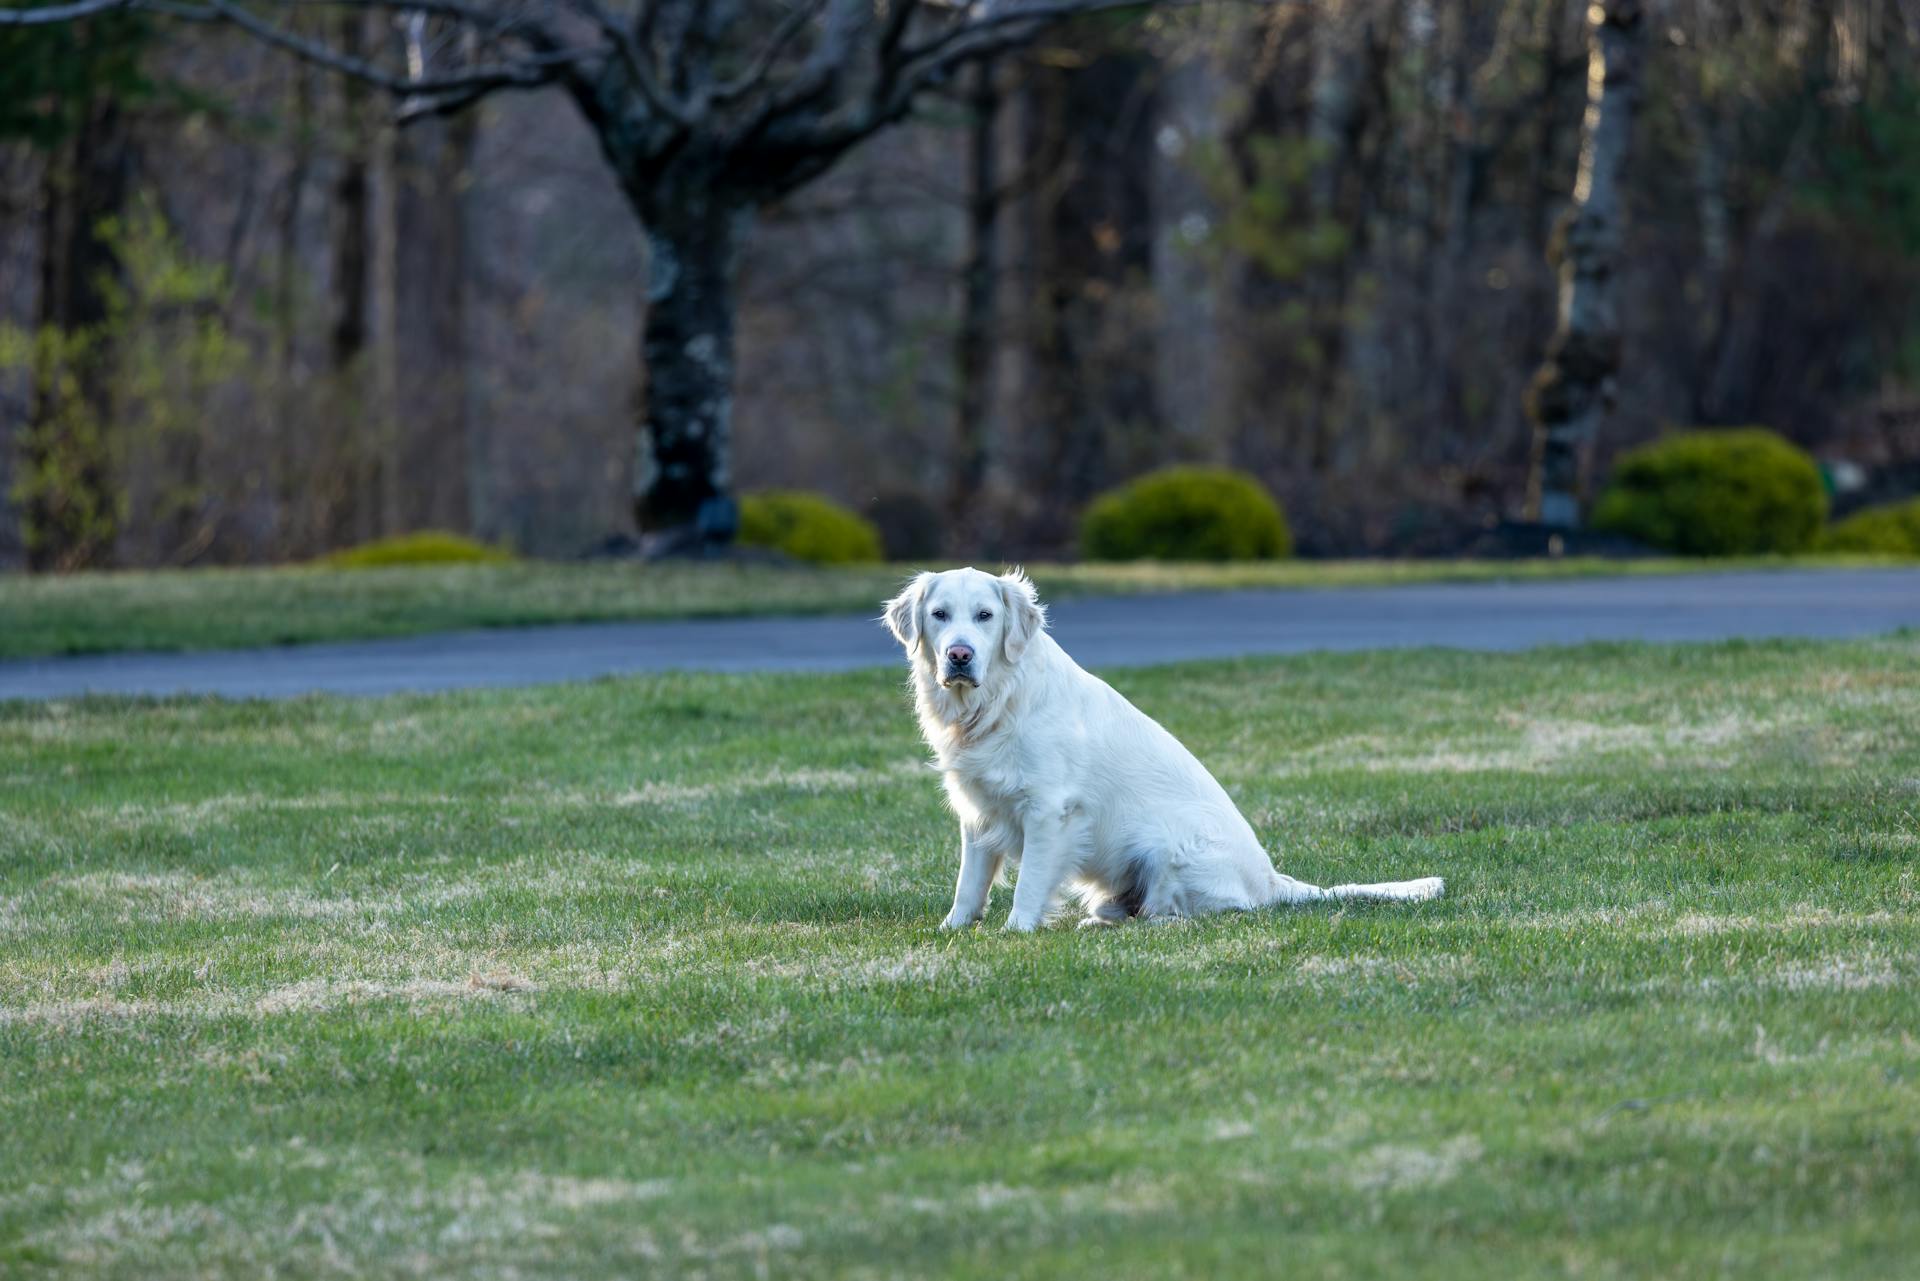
top-left (884, 567), bottom-right (1444, 931)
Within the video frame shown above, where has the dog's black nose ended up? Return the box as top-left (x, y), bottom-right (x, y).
top-left (947, 643), bottom-right (973, 667)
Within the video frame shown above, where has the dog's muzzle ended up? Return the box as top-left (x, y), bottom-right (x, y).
top-left (940, 642), bottom-right (977, 688)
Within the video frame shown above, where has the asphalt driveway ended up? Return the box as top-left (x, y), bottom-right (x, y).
top-left (2, 568), bottom-right (1915, 701)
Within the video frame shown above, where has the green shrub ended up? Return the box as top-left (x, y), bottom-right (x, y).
top-left (1591, 428), bottom-right (1827, 556)
top-left (737, 491), bottom-right (883, 564)
top-left (321, 531), bottom-right (516, 569)
top-left (1819, 498), bottom-right (1920, 556)
top-left (1080, 466), bottom-right (1291, 562)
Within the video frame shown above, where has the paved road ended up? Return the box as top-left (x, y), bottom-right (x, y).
top-left (2, 569), bottom-right (1915, 701)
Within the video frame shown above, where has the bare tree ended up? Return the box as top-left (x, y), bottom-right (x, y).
top-left (1523, 0), bottom-right (1645, 531)
top-left (5, 0), bottom-right (1193, 554)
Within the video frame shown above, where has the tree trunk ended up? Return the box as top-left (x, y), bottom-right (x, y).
top-left (324, 9), bottom-right (376, 546)
top-left (1301, 1), bottom-right (1370, 472)
top-left (1221, 4), bottom-right (1312, 475)
top-left (274, 49), bottom-right (313, 557)
top-left (1525, 0), bottom-right (1569, 257)
top-left (634, 206), bottom-right (748, 553)
top-left (1524, 0), bottom-right (1645, 530)
top-left (373, 113), bottom-right (402, 537)
top-left (1695, 14), bottom-right (1828, 426)
top-left (24, 95), bottom-right (132, 572)
top-left (329, 17), bottom-right (372, 374)
top-left (392, 105), bottom-right (477, 534)
top-left (1022, 43), bottom-right (1162, 549)
top-left (949, 58), bottom-right (1000, 546)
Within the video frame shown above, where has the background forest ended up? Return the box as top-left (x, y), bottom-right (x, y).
top-left (4, 0), bottom-right (1919, 569)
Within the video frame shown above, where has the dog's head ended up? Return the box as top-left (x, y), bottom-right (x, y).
top-left (882, 567), bottom-right (1046, 693)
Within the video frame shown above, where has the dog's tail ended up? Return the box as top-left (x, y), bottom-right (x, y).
top-left (1266, 871), bottom-right (1444, 906)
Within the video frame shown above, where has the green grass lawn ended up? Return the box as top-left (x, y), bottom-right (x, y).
top-left (3, 637), bottom-right (1918, 1277)
top-left (1, 554), bottom-right (1899, 660)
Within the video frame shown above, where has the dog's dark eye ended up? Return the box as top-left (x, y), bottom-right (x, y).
top-left (976, 610), bottom-right (993, 623)
top-left (931, 609), bottom-right (949, 622)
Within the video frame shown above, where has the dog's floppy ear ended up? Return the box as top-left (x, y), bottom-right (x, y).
top-left (998, 568), bottom-right (1046, 663)
top-left (882, 573), bottom-right (931, 652)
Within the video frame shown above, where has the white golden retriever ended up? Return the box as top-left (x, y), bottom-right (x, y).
top-left (884, 567), bottom-right (1444, 931)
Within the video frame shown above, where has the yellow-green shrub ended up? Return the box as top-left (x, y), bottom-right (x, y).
top-left (1591, 429), bottom-right (1827, 556)
top-left (1819, 498), bottom-right (1920, 556)
top-left (1080, 466), bottom-right (1291, 562)
top-left (737, 491), bottom-right (883, 564)
top-left (321, 531), bottom-right (515, 568)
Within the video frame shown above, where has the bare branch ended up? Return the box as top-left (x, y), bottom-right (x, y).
top-left (900, 0), bottom-right (1160, 69)
top-left (0, 0), bottom-right (135, 25)
top-left (261, 0), bottom-right (557, 33)
top-left (769, 0), bottom-right (1177, 171)
top-left (729, 0), bottom-right (872, 146)
top-left (2, 0), bottom-right (615, 125)
top-left (713, 0), bottom-right (830, 103)
top-left (0, 0), bottom-right (569, 35)
top-left (394, 75), bottom-right (542, 120)
top-left (869, 0), bottom-right (920, 103)
top-left (194, 0), bottom-right (598, 98)
top-left (879, 0), bottom-right (920, 57)
top-left (565, 0), bottom-right (697, 126)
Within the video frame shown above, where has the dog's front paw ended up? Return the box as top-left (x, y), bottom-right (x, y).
top-left (1001, 915), bottom-right (1041, 934)
top-left (938, 912), bottom-right (979, 931)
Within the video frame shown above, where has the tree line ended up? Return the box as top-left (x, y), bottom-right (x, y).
top-left (3, 0), bottom-right (1917, 569)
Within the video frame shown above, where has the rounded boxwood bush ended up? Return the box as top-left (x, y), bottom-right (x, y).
top-left (1819, 498), bottom-right (1920, 556)
top-left (737, 490), bottom-right (884, 564)
top-left (1590, 428), bottom-right (1827, 556)
top-left (321, 530), bottom-right (515, 569)
top-left (1080, 466), bottom-right (1291, 561)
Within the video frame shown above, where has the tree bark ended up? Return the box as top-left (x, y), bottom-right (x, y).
top-left (328, 13), bottom-right (372, 375)
top-left (1525, 0), bottom-right (1570, 257)
top-left (24, 95), bottom-right (132, 572)
top-left (274, 48), bottom-right (314, 557)
top-left (1300, 1), bottom-right (1371, 472)
top-left (1695, 13), bottom-right (1828, 426)
top-left (634, 205), bottom-right (748, 552)
top-left (324, 9), bottom-right (376, 546)
top-left (1524, 0), bottom-right (1645, 530)
top-left (392, 103), bottom-right (476, 534)
top-left (1022, 43), bottom-right (1162, 548)
top-left (949, 57), bottom-right (1000, 545)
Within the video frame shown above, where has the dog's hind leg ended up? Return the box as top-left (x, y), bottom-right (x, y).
top-left (1072, 847), bottom-right (1161, 927)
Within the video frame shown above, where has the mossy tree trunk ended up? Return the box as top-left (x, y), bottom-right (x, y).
top-left (1525, 0), bottom-right (1646, 530)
